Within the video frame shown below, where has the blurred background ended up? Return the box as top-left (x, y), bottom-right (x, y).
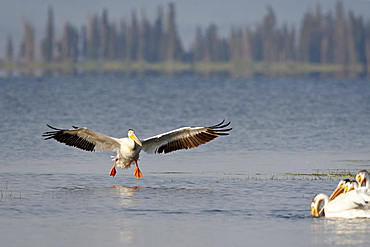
top-left (0, 0), bottom-right (369, 78)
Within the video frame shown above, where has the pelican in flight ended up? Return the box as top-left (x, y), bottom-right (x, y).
top-left (311, 170), bottom-right (370, 218)
top-left (43, 120), bottom-right (232, 178)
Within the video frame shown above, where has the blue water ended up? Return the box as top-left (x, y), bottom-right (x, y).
top-left (1, 76), bottom-right (370, 246)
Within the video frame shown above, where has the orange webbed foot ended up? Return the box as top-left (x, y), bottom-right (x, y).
top-left (110, 166), bottom-right (117, 177)
top-left (134, 167), bottom-right (143, 178)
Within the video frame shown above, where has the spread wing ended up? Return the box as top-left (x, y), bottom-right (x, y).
top-left (42, 125), bottom-right (121, 152)
top-left (141, 120), bottom-right (232, 154)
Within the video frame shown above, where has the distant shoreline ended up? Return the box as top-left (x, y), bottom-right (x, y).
top-left (1, 60), bottom-right (368, 78)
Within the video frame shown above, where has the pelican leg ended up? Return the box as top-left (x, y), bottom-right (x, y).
top-left (110, 159), bottom-right (118, 177)
top-left (133, 160), bottom-right (143, 178)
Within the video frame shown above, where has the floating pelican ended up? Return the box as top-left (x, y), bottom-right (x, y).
top-left (312, 170), bottom-right (370, 218)
top-left (311, 189), bottom-right (370, 218)
top-left (356, 170), bottom-right (370, 188)
top-left (326, 170), bottom-right (370, 201)
top-left (43, 120), bottom-right (232, 178)
top-left (318, 179), bottom-right (350, 215)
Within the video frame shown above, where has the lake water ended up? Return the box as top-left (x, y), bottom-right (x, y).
top-left (1, 76), bottom-right (370, 246)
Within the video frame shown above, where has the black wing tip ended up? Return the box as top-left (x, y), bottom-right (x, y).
top-left (215, 131), bottom-right (231, 136)
top-left (209, 120), bottom-right (232, 135)
top-left (46, 124), bottom-right (81, 129)
top-left (45, 124), bottom-right (61, 130)
top-left (211, 120), bottom-right (231, 129)
top-left (43, 124), bottom-right (64, 139)
top-left (43, 124), bottom-right (81, 136)
top-left (42, 135), bottom-right (55, 140)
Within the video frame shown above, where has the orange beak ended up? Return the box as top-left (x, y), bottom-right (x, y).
top-left (129, 131), bottom-right (142, 146)
top-left (311, 204), bottom-right (320, 217)
top-left (329, 184), bottom-right (345, 201)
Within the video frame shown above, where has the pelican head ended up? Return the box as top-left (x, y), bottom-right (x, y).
top-left (311, 193), bottom-right (328, 217)
top-left (356, 170), bottom-right (370, 187)
top-left (344, 180), bottom-right (358, 193)
top-left (329, 179), bottom-right (350, 201)
top-left (128, 129), bottom-right (142, 146)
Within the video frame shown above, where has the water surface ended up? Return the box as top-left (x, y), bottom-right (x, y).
top-left (1, 76), bottom-right (370, 246)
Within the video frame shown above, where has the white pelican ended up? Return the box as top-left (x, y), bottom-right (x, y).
top-left (356, 170), bottom-right (370, 188)
top-left (311, 189), bottom-right (370, 218)
top-left (312, 170), bottom-right (370, 218)
top-left (43, 120), bottom-right (232, 178)
top-left (326, 169), bottom-right (370, 200)
top-left (318, 179), bottom-right (350, 215)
